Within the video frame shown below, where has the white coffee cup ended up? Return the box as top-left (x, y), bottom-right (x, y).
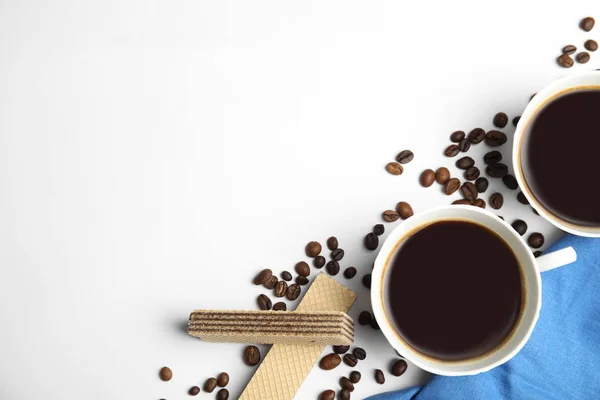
top-left (513, 71), bottom-right (600, 237)
top-left (371, 205), bottom-right (576, 376)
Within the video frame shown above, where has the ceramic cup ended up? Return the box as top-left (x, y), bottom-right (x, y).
top-left (371, 205), bottom-right (576, 376)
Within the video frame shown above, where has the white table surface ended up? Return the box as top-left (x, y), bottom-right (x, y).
top-left (1, 1), bottom-right (598, 399)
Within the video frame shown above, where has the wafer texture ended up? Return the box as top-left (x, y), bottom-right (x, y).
top-left (239, 273), bottom-right (357, 400)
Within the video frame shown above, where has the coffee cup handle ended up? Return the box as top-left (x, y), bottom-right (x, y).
top-left (536, 246), bottom-right (577, 273)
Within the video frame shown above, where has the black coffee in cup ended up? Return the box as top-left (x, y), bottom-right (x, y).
top-left (384, 220), bottom-right (523, 361)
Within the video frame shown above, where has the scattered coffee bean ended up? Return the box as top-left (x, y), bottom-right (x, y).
top-left (460, 182), bottom-right (478, 201)
top-left (464, 166), bottom-right (480, 181)
top-left (383, 210), bottom-right (400, 222)
top-left (489, 192), bottom-right (504, 209)
top-left (338, 389), bottom-right (351, 400)
top-left (475, 177), bottom-right (489, 193)
top-left (320, 353), bottom-right (342, 370)
top-left (306, 241), bottom-right (322, 257)
top-left (343, 267), bottom-right (357, 279)
top-left (273, 301), bottom-right (287, 311)
top-left (358, 311), bottom-right (372, 325)
top-left (472, 198), bottom-right (486, 208)
top-left (375, 369), bottom-right (385, 384)
top-left (528, 232), bottom-right (545, 248)
top-left (159, 366), bottom-right (173, 382)
top-left (562, 44), bottom-right (577, 55)
top-left (189, 386), bottom-right (201, 396)
top-left (485, 130), bottom-right (507, 146)
top-left (362, 274), bottom-right (372, 289)
top-left (217, 372), bottom-right (229, 387)
top-left (396, 201), bottom-right (414, 219)
top-left (314, 255), bottom-right (326, 268)
top-left (216, 388), bottom-right (229, 400)
top-left (257, 294), bottom-right (272, 310)
top-left (204, 377), bottom-right (218, 393)
top-left (468, 128), bottom-right (485, 144)
top-left (391, 359), bottom-right (408, 377)
top-left (286, 283), bottom-right (301, 300)
top-left (263, 275), bottom-right (278, 289)
top-left (444, 144), bottom-right (460, 157)
top-left (332, 248), bottom-right (345, 261)
top-left (452, 199), bottom-right (472, 205)
top-left (349, 371), bottom-right (362, 384)
top-left (327, 236), bottom-right (339, 250)
top-left (576, 52), bottom-right (590, 63)
top-left (458, 138), bottom-right (471, 152)
top-left (533, 251), bottom-right (543, 258)
top-left (581, 17), bottom-right (595, 32)
top-left (343, 354), bottom-right (358, 367)
top-left (385, 162), bottom-right (404, 176)
top-left (295, 261), bottom-right (310, 277)
top-left (274, 280), bottom-right (288, 297)
top-left (280, 271), bottom-right (292, 281)
top-left (370, 315), bottom-right (380, 330)
top-left (319, 390), bottom-right (336, 400)
top-left (450, 130), bottom-right (465, 142)
top-left (339, 377), bottom-right (355, 392)
top-left (486, 163), bottom-right (509, 178)
top-left (244, 345), bottom-right (261, 366)
top-left (517, 191), bottom-right (529, 205)
top-left (493, 112), bottom-right (509, 128)
top-left (557, 54), bottom-right (574, 68)
top-left (503, 174), bottom-right (519, 190)
top-left (456, 156), bottom-right (474, 170)
top-left (585, 39), bottom-right (598, 52)
top-left (420, 169), bottom-right (435, 187)
top-left (396, 150), bottom-right (414, 164)
top-left (484, 151), bottom-right (502, 165)
top-left (435, 167), bottom-right (450, 184)
top-left (365, 232), bottom-right (379, 251)
top-left (511, 219), bottom-right (528, 236)
top-left (353, 348), bottom-right (367, 360)
top-left (513, 116), bottom-right (521, 126)
top-left (444, 178), bottom-right (461, 195)
top-left (333, 345), bottom-right (350, 354)
top-left (253, 269), bottom-right (272, 285)
top-left (326, 260), bottom-right (340, 276)
top-left (373, 224), bottom-right (385, 236)
top-left (295, 276), bottom-right (309, 286)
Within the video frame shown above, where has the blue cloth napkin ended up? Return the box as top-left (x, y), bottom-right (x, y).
top-left (367, 235), bottom-right (600, 400)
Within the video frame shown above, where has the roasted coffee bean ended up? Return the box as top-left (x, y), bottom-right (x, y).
top-left (295, 276), bottom-right (309, 286)
top-left (464, 167), bottom-right (480, 181)
top-left (517, 191), bottom-right (529, 205)
top-left (528, 232), bottom-right (545, 248)
top-left (511, 219), bottom-right (528, 236)
top-left (281, 271), bottom-right (292, 281)
top-left (343, 354), bottom-right (358, 367)
top-left (340, 377), bottom-right (354, 392)
top-left (493, 112), bottom-right (509, 128)
top-left (204, 377), bottom-right (218, 393)
top-left (452, 199), bottom-right (472, 205)
top-left (460, 182), bottom-right (478, 201)
top-left (391, 359), bottom-right (408, 377)
top-left (444, 144), bottom-right (460, 157)
top-left (189, 386), bottom-right (200, 396)
top-left (458, 138), bottom-right (471, 152)
top-left (295, 261), bottom-right (310, 277)
top-left (314, 255), bottom-right (326, 268)
top-left (263, 275), bottom-right (278, 289)
top-left (503, 174), bottom-right (519, 190)
top-left (562, 44), bottom-right (577, 55)
top-left (444, 178), bottom-right (461, 195)
top-left (489, 192), bottom-right (504, 209)
top-left (450, 130), bottom-right (465, 142)
top-left (513, 116), bottom-right (521, 126)
top-left (370, 315), bottom-right (380, 330)
top-left (472, 198), bottom-right (486, 208)
top-left (253, 269), bottom-right (272, 285)
top-left (338, 389), bottom-right (351, 400)
top-left (343, 267), bottom-right (357, 279)
top-left (331, 248), bottom-right (345, 261)
top-left (420, 169), bottom-right (435, 187)
top-left (327, 236), bottom-right (339, 250)
top-left (486, 163), bottom-right (509, 178)
top-left (533, 251), bottom-right (543, 258)
top-left (358, 311), bottom-right (372, 325)
top-left (475, 177), bottom-right (489, 193)
top-left (273, 301), bottom-right (287, 311)
top-left (353, 348), bottom-right (367, 360)
top-left (557, 54), bottom-right (574, 68)
top-left (319, 390), bottom-right (336, 400)
top-left (349, 371), bottom-right (361, 384)
top-left (257, 294), bottom-right (272, 310)
top-left (362, 274), bottom-right (372, 289)
top-left (585, 39), bottom-right (598, 52)
top-left (286, 283), bottom-right (301, 300)
top-left (383, 210), bottom-right (400, 222)
top-left (217, 372), bottom-right (229, 387)
top-left (396, 201), bottom-right (414, 219)
top-left (365, 232), bottom-right (379, 250)
top-left (456, 156), bottom-right (475, 169)
top-left (485, 130), bottom-right (507, 146)
top-left (159, 366), bottom-right (173, 381)
top-left (468, 128), bottom-right (485, 144)
top-left (306, 241), bottom-right (322, 257)
top-left (435, 167), bottom-right (450, 184)
top-left (244, 345), bottom-right (261, 366)
top-left (581, 17), bottom-right (595, 32)
top-left (375, 369), bottom-right (385, 384)
top-left (333, 345), bottom-right (350, 354)
top-left (484, 151), bottom-right (502, 165)
top-left (373, 224), bottom-right (385, 236)
top-left (385, 162), bottom-right (404, 175)
top-left (216, 389), bottom-right (229, 400)
top-left (396, 150), bottom-right (414, 164)
top-left (326, 260), bottom-right (340, 276)
top-left (274, 280), bottom-right (288, 297)
top-left (320, 353), bottom-right (342, 370)
top-left (576, 52), bottom-right (590, 63)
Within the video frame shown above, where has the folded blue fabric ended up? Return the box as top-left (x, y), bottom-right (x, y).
top-left (367, 235), bottom-right (600, 400)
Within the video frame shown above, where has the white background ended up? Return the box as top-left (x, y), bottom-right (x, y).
top-left (1, 1), bottom-right (598, 399)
